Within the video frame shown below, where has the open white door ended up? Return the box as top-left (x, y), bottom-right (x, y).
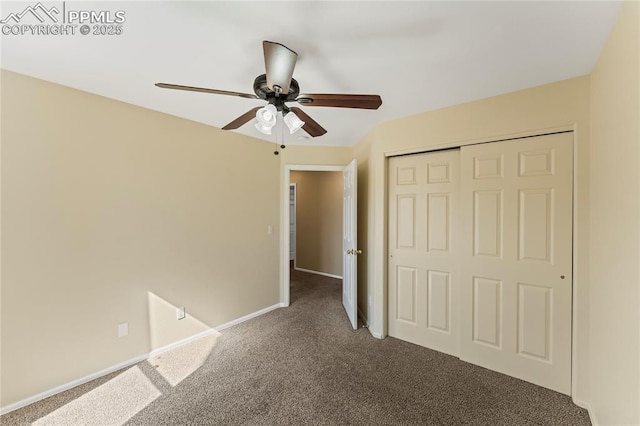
top-left (342, 159), bottom-right (358, 330)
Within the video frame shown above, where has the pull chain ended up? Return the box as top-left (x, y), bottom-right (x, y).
top-left (274, 114), bottom-right (280, 155)
top-left (280, 114), bottom-right (286, 150)
top-left (273, 112), bottom-right (286, 155)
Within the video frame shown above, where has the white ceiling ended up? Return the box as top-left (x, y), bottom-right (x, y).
top-left (1, 1), bottom-right (622, 147)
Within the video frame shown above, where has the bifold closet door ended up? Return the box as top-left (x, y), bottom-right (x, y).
top-left (459, 132), bottom-right (573, 395)
top-left (388, 150), bottom-right (460, 357)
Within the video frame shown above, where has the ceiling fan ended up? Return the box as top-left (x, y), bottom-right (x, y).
top-left (155, 41), bottom-right (382, 140)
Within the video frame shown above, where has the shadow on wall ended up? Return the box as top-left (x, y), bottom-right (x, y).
top-left (28, 293), bottom-right (220, 425)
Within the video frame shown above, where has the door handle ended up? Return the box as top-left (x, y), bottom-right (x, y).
top-left (355, 249), bottom-right (362, 255)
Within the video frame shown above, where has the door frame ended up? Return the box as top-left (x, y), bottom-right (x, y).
top-left (382, 124), bottom-right (582, 397)
top-left (289, 183), bottom-right (297, 266)
top-left (281, 165), bottom-right (345, 307)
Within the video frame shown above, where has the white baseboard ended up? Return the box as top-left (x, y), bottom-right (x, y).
top-left (0, 353), bottom-right (149, 416)
top-left (294, 267), bottom-right (342, 280)
top-left (369, 330), bottom-right (383, 339)
top-left (572, 398), bottom-right (598, 426)
top-left (213, 303), bottom-right (282, 332)
top-left (148, 328), bottom-right (220, 358)
top-left (358, 308), bottom-right (384, 340)
top-left (0, 303), bottom-right (282, 416)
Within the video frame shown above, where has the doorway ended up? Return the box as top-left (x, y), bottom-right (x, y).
top-left (282, 163), bottom-right (359, 329)
top-left (281, 165), bottom-right (346, 307)
top-left (289, 171), bottom-right (343, 279)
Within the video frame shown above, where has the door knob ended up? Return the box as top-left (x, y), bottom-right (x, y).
top-left (355, 249), bottom-right (362, 255)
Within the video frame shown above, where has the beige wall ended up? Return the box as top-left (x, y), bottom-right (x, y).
top-left (0, 71), bottom-right (280, 407)
top-left (290, 171), bottom-right (343, 277)
top-left (354, 76), bottom-right (592, 399)
top-left (589, 2), bottom-right (640, 424)
top-left (280, 145), bottom-right (353, 166)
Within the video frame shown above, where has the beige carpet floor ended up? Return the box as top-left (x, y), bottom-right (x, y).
top-left (2, 269), bottom-right (590, 425)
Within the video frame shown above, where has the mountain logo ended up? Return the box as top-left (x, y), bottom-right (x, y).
top-left (0, 2), bottom-right (60, 24)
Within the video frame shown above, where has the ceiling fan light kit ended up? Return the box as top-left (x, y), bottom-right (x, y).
top-left (255, 104), bottom-right (277, 135)
top-left (283, 110), bottom-right (305, 134)
top-left (254, 121), bottom-right (272, 135)
top-left (155, 40), bottom-right (382, 141)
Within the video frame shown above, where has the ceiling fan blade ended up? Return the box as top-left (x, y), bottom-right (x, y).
top-left (155, 83), bottom-right (258, 99)
top-left (222, 107), bottom-right (262, 130)
top-left (263, 41), bottom-right (297, 95)
top-left (295, 94), bottom-right (382, 110)
top-left (289, 107), bottom-right (327, 137)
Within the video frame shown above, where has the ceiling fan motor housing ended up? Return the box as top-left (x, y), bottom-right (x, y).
top-left (253, 74), bottom-right (300, 109)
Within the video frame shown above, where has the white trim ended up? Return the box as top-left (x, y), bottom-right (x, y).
top-left (373, 151), bottom-right (387, 338)
top-left (573, 399), bottom-right (598, 426)
top-left (294, 266), bottom-right (342, 280)
top-left (0, 303), bottom-right (282, 416)
top-left (383, 125), bottom-right (575, 158)
top-left (148, 328), bottom-right (220, 358)
top-left (570, 125), bottom-right (581, 401)
top-left (287, 165), bottom-right (346, 172)
top-left (147, 302), bottom-right (282, 358)
top-left (282, 164), bottom-right (346, 308)
top-left (213, 303), bottom-right (282, 332)
top-left (0, 354), bottom-right (149, 416)
top-left (369, 330), bottom-right (383, 339)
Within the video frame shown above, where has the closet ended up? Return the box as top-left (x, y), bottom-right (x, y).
top-left (388, 132), bottom-right (572, 394)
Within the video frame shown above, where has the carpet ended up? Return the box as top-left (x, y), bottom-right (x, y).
top-left (1, 269), bottom-right (590, 425)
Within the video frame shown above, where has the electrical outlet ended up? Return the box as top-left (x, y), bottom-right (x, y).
top-left (176, 307), bottom-right (186, 320)
top-left (118, 322), bottom-right (129, 337)
top-left (267, 225), bottom-right (273, 235)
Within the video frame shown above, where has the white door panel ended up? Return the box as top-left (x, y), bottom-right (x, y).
top-left (387, 132), bottom-right (573, 395)
top-left (342, 160), bottom-right (358, 330)
top-left (459, 132), bottom-right (573, 395)
top-left (389, 150), bottom-right (460, 356)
